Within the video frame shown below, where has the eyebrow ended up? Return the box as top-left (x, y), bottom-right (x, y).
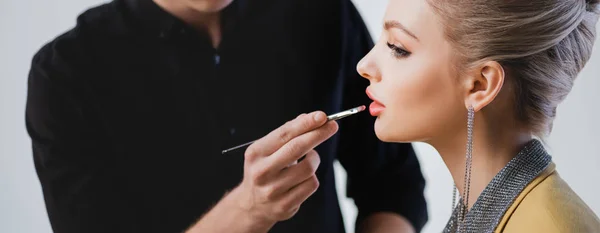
top-left (384, 20), bottom-right (419, 41)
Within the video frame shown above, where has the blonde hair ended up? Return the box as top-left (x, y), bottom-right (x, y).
top-left (428, 0), bottom-right (600, 137)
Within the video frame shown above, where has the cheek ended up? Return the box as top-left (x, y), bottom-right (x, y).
top-left (375, 55), bottom-right (461, 142)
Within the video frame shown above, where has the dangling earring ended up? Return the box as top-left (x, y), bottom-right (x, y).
top-left (451, 105), bottom-right (474, 232)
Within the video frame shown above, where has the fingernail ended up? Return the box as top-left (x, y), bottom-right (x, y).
top-left (313, 112), bottom-right (325, 122)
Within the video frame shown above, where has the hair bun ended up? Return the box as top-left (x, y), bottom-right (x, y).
top-left (588, 0), bottom-right (600, 13)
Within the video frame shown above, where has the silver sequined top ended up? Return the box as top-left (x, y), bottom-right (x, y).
top-left (443, 139), bottom-right (552, 233)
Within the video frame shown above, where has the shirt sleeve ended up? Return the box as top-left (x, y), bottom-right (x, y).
top-left (26, 30), bottom-right (142, 233)
top-left (334, 1), bottom-right (429, 232)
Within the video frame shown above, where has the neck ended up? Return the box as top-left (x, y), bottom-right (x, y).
top-left (153, 0), bottom-right (222, 48)
top-left (429, 112), bottom-right (532, 210)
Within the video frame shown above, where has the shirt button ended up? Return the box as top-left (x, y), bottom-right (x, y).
top-left (229, 128), bottom-right (236, 135)
top-left (214, 54), bottom-right (221, 65)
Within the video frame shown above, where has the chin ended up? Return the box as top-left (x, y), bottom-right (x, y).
top-left (374, 118), bottom-right (418, 143)
top-left (374, 132), bottom-right (396, 143)
top-left (374, 119), bottom-right (396, 142)
top-left (192, 0), bottom-right (234, 12)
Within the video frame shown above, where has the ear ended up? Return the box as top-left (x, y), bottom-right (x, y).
top-left (464, 61), bottom-right (505, 111)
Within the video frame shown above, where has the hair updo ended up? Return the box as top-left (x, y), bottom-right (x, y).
top-left (428, 0), bottom-right (600, 137)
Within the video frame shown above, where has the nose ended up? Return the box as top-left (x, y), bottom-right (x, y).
top-left (356, 48), bottom-right (380, 82)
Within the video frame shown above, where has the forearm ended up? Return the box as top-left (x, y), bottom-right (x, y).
top-left (186, 188), bottom-right (275, 233)
top-left (357, 212), bottom-right (415, 233)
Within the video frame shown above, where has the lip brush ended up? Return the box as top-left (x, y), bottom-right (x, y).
top-left (221, 105), bottom-right (366, 154)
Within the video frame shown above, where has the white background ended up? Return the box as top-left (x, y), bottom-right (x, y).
top-left (1, 1), bottom-right (599, 233)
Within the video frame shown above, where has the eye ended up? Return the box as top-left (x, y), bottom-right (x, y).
top-left (386, 42), bottom-right (411, 58)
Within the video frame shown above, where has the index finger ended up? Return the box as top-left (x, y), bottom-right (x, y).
top-left (245, 111), bottom-right (328, 159)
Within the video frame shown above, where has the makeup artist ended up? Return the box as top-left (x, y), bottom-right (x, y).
top-left (25, 0), bottom-right (427, 232)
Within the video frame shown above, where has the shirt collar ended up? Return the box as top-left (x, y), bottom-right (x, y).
top-left (123, 0), bottom-right (247, 39)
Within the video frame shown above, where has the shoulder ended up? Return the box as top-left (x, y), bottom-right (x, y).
top-left (33, 0), bottom-right (131, 60)
top-left (31, 1), bottom-right (130, 81)
top-left (500, 169), bottom-right (600, 233)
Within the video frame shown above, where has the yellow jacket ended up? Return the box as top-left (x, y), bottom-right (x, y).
top-left (496, 163), bottom-right (600, 233)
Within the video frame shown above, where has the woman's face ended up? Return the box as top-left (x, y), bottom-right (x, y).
top-left (357, 0), bottom-right (467, 143)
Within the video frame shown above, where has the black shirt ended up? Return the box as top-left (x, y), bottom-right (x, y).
top-left (25, 0), bottom-right (428, 232)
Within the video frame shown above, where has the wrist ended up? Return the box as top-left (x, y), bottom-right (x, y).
top-left (186, 187), bottom-right (275, 233)
top-left (225, 186), bottom-right (276, 232)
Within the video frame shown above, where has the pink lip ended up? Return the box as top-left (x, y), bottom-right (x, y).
top-left (366, 88), bottom-right (386, 116)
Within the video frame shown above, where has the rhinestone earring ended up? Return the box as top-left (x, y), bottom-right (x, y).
top-left (451, 105), bottom-right (474, 232)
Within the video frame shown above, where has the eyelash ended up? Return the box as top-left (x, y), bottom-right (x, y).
top-left (386, 42), bottom-right (411, 58)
